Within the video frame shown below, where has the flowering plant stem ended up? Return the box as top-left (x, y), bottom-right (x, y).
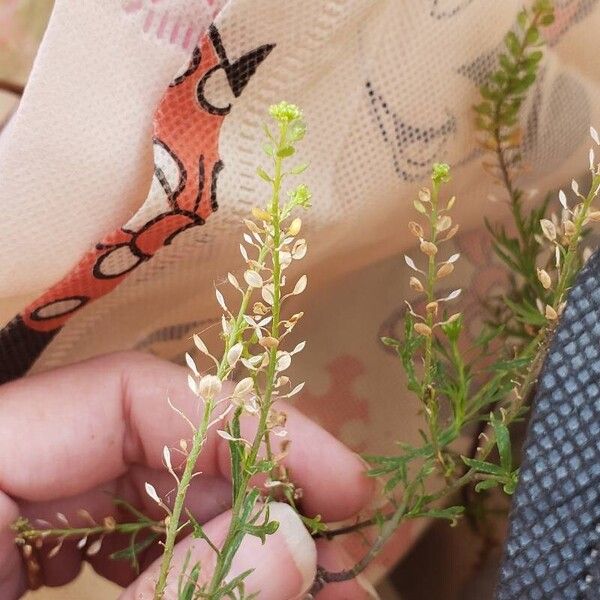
top-left (206, 122), bottom-right (287, 595)
top-left (423, 177), bottom-right (446, 472)
top-left (313, 161), bottom-right (600, 592)
top-left (16, 521), bottom-right (161, 542)
top-left (152, 102), bottom-right (310, 599)
top-left (154, 251), bottom-right (267, 600)
top-left (154, 397), bottom-right (211, 598)
top-left (13, 504), bottom-right (165, 576)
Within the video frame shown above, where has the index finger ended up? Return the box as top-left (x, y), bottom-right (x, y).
top-left (0, 352), bottom-right (372, 520)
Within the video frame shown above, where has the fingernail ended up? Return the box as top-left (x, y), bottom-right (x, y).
top-left (357, 573), bottom-right (381, 599)
top-left (268, 502), bottom-right (317, 596)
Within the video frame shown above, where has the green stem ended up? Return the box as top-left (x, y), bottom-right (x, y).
top-left (17, 521), bottom-right (162, 542)
top-left (309, 488), bottom-right (414, 594)
top-left (154, 399), bottom-right (213, 599)
top-left (491, 9), bottom-right (543, 257)
top-left (206, 122), bottom-right (288, 597)
top-left (450, 337), bottom-right (467, 427)
top-left (248, 122), bottom-right (287, 462)
top-left (154, 248), bottom-right (269, 599)
top-left (424, 181), bottom-right (443, 468)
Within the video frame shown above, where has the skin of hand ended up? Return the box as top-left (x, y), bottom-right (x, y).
top-left (0, 352), bottom-right (378, 599)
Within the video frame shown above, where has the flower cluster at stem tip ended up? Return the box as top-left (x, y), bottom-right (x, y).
top-left (432, 162), bottom-right (451, 185)
top-left (269, 100), bottom-right (302, 122)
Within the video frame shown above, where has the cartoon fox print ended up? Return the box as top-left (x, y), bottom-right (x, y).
top-left (0, 25), bottom-right (274, 383)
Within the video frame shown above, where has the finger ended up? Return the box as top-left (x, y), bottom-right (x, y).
top-left (0, 352), bottom-right (188, 502)
top-left (0, 491), bottom-right (25, 600)
top-left (121, 502), bottom-right (316, 600)
top-left (313, 539), bottom-right (380, 599)
top-left (0, 352), bottom-right (372, 520)
top-left (35, 539), bottom-right (82, 589)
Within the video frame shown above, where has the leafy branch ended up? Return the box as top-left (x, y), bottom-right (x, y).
top-left (311, 141), bottom-right (600, 591)
top-left (475, 0), bottom-right (555, 339)
top-left (13, 500), bottom-right (165, 584)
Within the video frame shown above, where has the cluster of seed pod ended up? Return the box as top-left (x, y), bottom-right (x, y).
top-left (535, 127), bottom-right (600, 321)
top-left (12, 510), bottom-right (142, 588)
top-left (177, 103), bottom-right (311, 495)
top-left (182, 199), bottom-right (309, 435)
top-left (404, 171), bottom-right (462, 338)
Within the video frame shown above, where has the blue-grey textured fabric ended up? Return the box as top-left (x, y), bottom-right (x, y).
top-left (497, 251), bottom-right (600, 599)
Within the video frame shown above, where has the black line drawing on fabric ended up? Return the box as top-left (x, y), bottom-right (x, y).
top-left (430, 0), bottom-right (475, 19)
top-left (196, 25), bottom-right (275, 116)
top-left (93, 144), bottom-right (217, 281)
top-left (458, 48), bottom-right (502, 87)
top-left (134, 318), bottom-right (219, 357)
top-left (366, 80), bottom-right (456, 182)
top-left (522, 70), bottom-right (590, 174)
top-left (171, 46), bottom-right (202, 87)
top-left (0, 24), bottom-right (275, 386)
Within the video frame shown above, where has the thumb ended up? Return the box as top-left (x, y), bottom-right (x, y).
top-left (121, 502), bottom-right (317, 600)
top-left (0, 491), bottom-right (23, 600)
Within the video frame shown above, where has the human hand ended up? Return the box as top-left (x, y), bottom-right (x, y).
top-left (0, 352), bottom-right (377, 599)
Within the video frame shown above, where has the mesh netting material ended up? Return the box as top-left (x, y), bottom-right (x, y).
top-left (22, 1), bottom-right (600, 376)
top-left (497, 251), bottom-right (600, 599)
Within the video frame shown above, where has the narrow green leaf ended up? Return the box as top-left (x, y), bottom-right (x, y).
top-left (418, 505), bottom-right (465, 525)
top-left (475, 479), bottom-right (500, 492)
top-left (462, 456), bottom-right (506, 476)
top-left (109, 532), bottom-right (158, 572)
top-left (525, 26), bottom-right (539, 45)
top-left (505, 31), bottom-right (520, 56)
top-left (473, 102), bottom-right (492, 116)
top-left (503, 470), bottom-right (519, 495)
top-left (541, 13), bottom-right (555, 26)
top-left (179, 563), bottom-right (201, 600)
